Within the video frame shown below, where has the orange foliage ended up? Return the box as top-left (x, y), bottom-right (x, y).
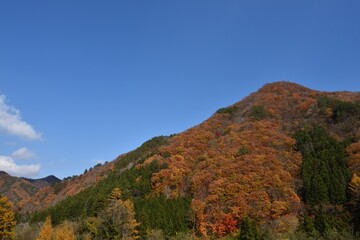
top-left (152, 155), bottom-right (190, 198)
top-left (152, 117), bottom-right (303, 235)
top-left (348, 141), bottom-right (360, 175)
top-left (148, 82), bottom-right (333, 235)
top-left (18, 82), bottom-right (360, 237)
top-left (21, 161), bottom-right (115, 213)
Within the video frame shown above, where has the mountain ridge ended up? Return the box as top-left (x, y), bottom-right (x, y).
top-left (0, 171), bottom-right (61, 207)
top-left (7, 81), bottom-right (360, 239)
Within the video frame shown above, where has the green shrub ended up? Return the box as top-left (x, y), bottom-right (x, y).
top-left (317, 95), bottom-right (360, 122)
top-left (216, 106), bottom-right (238, 115)
top-left (249, 106), bottom-right (268, 120)
top-left (236, 145), bottom-right (250, 156)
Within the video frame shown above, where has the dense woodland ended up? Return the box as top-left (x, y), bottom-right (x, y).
top-left (1, 82), bottom-right (360, 239)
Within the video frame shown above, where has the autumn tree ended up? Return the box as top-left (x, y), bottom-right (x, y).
top-left (0, 196), bottom-right (16, 240)
top-left (37, 216), bottom-right (53, 240)
top-left (53, 221), bottom-right (76, 240)
top-left (99, 188), bottom-right (140, 239)
top-left (349, 174), bottom-right (360, 234)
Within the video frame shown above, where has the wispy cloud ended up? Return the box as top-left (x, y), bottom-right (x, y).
top-left (92, 159), bottom-right (104, 164)
top-left (11, 147), bottom-right (36, 160)
top-left (0, 155), bottom-right (40, 178)
top-left (0, 95), bottom-right (41, 140)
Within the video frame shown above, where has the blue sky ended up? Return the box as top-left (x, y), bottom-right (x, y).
top-left (1, 0), bottom-right (359, 179)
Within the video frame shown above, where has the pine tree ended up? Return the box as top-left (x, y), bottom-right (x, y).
top-left (294, 126), bottom-right (350, 205)
top-left (239, 217), bottom-right (260, 240)
top-left (0, 196), bottom-right (16, 240)
top-left (37, 216), bottom-right (53, 240)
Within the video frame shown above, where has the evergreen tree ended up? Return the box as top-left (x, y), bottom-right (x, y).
top-left (300, 215), bottom-right (317, 237)
top-left (0, 196), bottom-right (16, 240)
top-left (314, 211), bottom-right (329, 235)
top-left (239, 217), bottom-right (260, 240)
top-left (294, 126), bottom-right (350, 205)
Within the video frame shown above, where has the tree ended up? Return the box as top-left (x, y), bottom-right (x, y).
top-left (37, 216), bottom-right (53, 240)
top-left (99, 188), bottom-right (140, 239)
top-left (349, 174), bottom-right (360, 234)
top-left (54, 221), bottom-right (76, 240)
top-left (109, 188), bottom-right (122, 201)
top-left (0, 196), bottom-right (16, 240)
top-left (249, 105), bottom-right (268, 121)
top-left (239, 217), bottom-right (260, 240)
top-left (294, 126), bottom-right (350, 205)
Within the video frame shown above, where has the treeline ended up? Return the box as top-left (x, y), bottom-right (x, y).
top-left (26, 136), bottom-right (192, 239)
top-left (294, 126), bottom-right (350, 205)
top-left (293, 125), bottom-right (358, 239)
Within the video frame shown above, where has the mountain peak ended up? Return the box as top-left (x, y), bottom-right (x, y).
top-left (23, 175), bottom-right (61, 185)
top-left (0, 170), bottom-right (9, 176)
top-left (258, 81), bottom-right (312, 94)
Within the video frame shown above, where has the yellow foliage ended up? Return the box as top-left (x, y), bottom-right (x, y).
top-left (347, 142), bottom-right (360, 175)
top-left (85, 217), bottom-right (101, 237)
top-left (270, 201), bottom-right (289, 219)
top-left (106, 189), bottom-right (140, 239)
top-left (37, 216), bottom-right (53, 240)
top-left (0, 196), bottom-right (16, 240)
top-left (83, 233), bottom-right (92, 240)
top-left (109, 187), bottom-right (122, 201)
top-left (349, 174), bottom-right (360, 194)
top-left (54, 221), bottom-right (76, 240)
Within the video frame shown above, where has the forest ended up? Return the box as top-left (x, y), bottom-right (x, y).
top-left (1, 82), bottom-right (360, 239)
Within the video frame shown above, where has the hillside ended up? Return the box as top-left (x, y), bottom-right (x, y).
top-left (19, 160), bottom-right (115, 213)
top-left (15, 81), bottom-right (360, 239)
top-left (0, 171), bottom-right (61, 211)
top-left (23, 175), bottom-right (61, 187)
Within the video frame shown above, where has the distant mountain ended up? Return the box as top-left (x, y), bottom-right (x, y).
top-left (0, 171), bottom-right (61, 210)
top-left (22, 175), bottom-right (61, 188)
top-left (17, 82), bottom-right (360, 239)
top-left (0, 171), bottom-right (40, 209)
top-left (19, 160), bottom-right (115, 213)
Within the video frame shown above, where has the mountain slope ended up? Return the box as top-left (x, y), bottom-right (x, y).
top-left (19, 160), bottom-right (115, 213)
top-left (0, 171), bottom-right (57, 210)
top-left (23, 81), bottom-right (360, 238)
top-left (149, 82), bottom-right (360, 236)
top-left (22, 175), bottom-right (61, 188)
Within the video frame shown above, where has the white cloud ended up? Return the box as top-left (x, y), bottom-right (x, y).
top-left (0, 155), bottom-right (40, 178)
top-left (0, 95), bottom-right (41, 140)
top-left (11, 147), bottom-right (36, 160)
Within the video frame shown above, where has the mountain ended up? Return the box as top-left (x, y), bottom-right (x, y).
top-left (18, 160), bottom-right (115, 213)
top-left (15, 81), bottom-right (360, 239)
top-left (0, 171), bottom-right (61, 210)
top-left (22, 175), bottom-right (61, 188)
top-left (0, 171), bottom-right (37, 205)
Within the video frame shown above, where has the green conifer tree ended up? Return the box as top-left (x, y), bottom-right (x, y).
top-left (239, 218), bottom-right (260, 240)
top-left (294, 126), bottom-right (350, 205)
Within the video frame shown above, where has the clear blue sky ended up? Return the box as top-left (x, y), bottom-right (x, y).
top-left (1, 0), bottom-right (359, 179)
